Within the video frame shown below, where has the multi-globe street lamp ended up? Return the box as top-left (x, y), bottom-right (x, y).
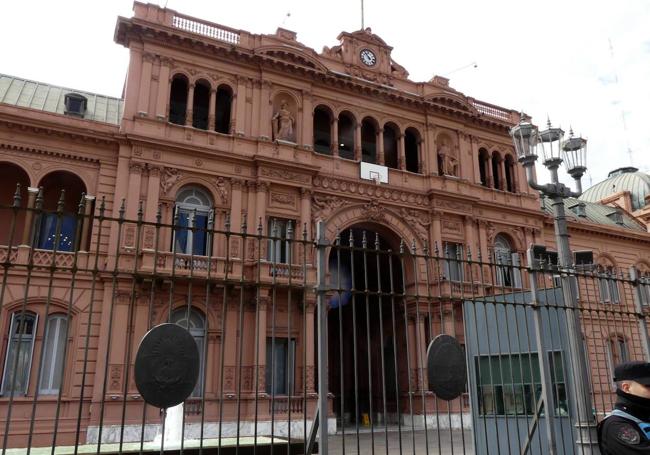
top-left (511, 117), bottom-right (598, 453)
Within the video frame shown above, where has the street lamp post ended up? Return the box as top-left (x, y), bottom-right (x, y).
top-left (511, 117), bottom-right (599, 453)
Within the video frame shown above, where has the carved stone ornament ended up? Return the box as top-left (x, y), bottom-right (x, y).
top-left (272, 101), bottom-right (295, 142)
top-left (400, 208), bottom-right (430, 244)
top-left (260, 167), bottom-right (310, 183)
top-left (312, 194), bottom-right (347, 221)
top-left (364, 200), bottom-right (384, 221)
top-left (160, 167), bottom-right (182, 196)
top-left (270, 192), bottom-right (296, 206)
top-left (214, 176), bottom-right (229, 205)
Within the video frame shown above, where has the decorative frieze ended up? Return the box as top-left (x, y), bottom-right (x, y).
top-left (260, 167), bottom-right (310, 184)
top-left (270, 191), bottom-right (296, 207)
top-left (312, 176), bottom-right (427, 207)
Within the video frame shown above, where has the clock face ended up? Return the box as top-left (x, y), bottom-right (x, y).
top-left (359, 49), bottom-right (376, 67)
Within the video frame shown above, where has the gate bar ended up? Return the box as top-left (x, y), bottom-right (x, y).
top-left (315, 221), bottom-right (328, 455)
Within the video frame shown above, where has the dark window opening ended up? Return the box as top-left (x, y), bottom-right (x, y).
top-left (313, 107), bottom-right (332, 154)
top-left (338, 113), bottom-right (355, 160)
top-left (64, 94), bottom-right (87, 117)
top-left (169, 76), bottom-right (189, 125)
top-left (405, 129), bottom-right (419, 173)
top-left (383, 125), bottom-right (398, 169)
top-left (361, 118), bottom-right (377, 164)
top-left (265, 337), bottom-right (295, 395)
top-left (268, 217), bottom-right (293, 264)
top-left (215, 85), bottom-right (232, 134)
top-left (492, 153), bottom-right (501, 190)
top-left (479, 149), bottom-right (489, 186)
top-left (192, 81), bottom-right (210, 130)
top-left (505, 155), bottom-right (515, 192)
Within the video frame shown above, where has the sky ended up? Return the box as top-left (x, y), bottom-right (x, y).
top-left (2, 0), bottom-right (649, 187)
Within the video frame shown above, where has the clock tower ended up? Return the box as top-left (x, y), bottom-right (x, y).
top-left (322, 28), bottom-right (409, 85)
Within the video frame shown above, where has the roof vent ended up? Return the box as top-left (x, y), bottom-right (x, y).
top-left (606, 210), bottom-right (624, 225)
top-left (64, 93), bottom-right (87, 117)
top-left (608, 166), bottom-right (638, 178)
top-left (569, 202), bottom-right (587, 218)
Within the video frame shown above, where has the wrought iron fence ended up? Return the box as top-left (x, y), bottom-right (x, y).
top-left (0, 187), bottom-right (649, 454)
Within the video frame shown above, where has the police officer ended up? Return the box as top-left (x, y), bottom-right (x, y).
top-left (599, 361), bottom-right (650, 453)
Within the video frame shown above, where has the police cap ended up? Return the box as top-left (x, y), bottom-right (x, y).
top-left (614, 361), bottom-right (650, 385)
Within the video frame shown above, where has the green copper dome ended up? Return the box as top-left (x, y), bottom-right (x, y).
top-left (580, 167), bottom-right (650, 211)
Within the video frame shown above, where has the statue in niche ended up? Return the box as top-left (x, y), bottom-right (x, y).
top-left (437, 141), bottom-right (458, 177)
top-left (272, 101), bottom-right (295, 142)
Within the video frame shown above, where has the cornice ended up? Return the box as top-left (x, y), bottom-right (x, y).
top-left (0, 141), bottom-right (101, 164)
top-left (542, 216), bottom-right (650, 243)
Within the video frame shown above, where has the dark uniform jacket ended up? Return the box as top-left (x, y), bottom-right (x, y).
top-left (599, 390), bottom-right (650, 454)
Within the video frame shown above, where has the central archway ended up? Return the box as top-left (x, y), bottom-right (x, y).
top-left (327, 224), bottom-right (406, 428)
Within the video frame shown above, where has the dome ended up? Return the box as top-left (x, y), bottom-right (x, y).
top-left (580, 167), bottom-right (650, 211)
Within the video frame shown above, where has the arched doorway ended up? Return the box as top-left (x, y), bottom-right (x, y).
top-left (327, 225), bottom-right (405, 428)
top-left (0, 162), bottom-right (30, 245)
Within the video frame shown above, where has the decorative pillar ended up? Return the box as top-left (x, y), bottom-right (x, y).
top-left (136, 52), bottom-right (154, 117)
top-left (430, 209), bottom-right (442, 251)
top-left (256, 182), bottom-right (269, 258)
top-left (251, 80), bottom-right (262, 138)
top-left (256, 294), bottom-right (268, 393)
top-left (259, 81), bottom-right (272, 139)
top-left (470, 136), bottom-right (481, 184)
top-left (499, 157), bottom-right (507, 191)
top-left (407, 314), bottom-right (419, 392)
top-left (417, 314), bottom-right (428, 390)
top-left (302, 90), bottom-right (313, 149)
top-left (155, 57), bottom-right (172, 120)
top-left (331, 118), bottom-right (339, 157)
top-left (464, 215), bottom-right (476, 257)
top-left (233, 76), bottom-right (247, 136)
top-left (145, 166), bottom-right (161, 222)
top-left (246, 181), bottom-right (257, 234)
top-left (21, 187), bottom-right (39, 245)
top-left (398, 133), bottom-right (406, 170)
top-left (229, 179), bottom-right (243, 257)
top-left (377, 128), bottom-right (385, 165)
top-left (486, 152), bottom-right (494, 188)
top-left (304, 298), bottom-right (316, 392)
top-left (208, 88), bottom-right (217, 131)
top-left (354, 122), bottom-right (362, 161)
top-left (418, 139), bottom-right (425, 173)
top-left (185, 83), bottom-right (195, 127)
top-left (478, 220), bottom-right (490, 264)
top-left (300, 188), bottom-right (312, 240)
top-left (126, 162), bottom-right (143, 219)
top-left (122, 44), bottom-right (143, 120)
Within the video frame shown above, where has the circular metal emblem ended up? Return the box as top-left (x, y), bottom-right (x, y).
top-left (426, 334), bottom-right (467, 401)
top-left (134, 323), bottom-right (200, 409)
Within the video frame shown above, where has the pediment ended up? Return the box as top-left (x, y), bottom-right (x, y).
top-left (340, 29), bottom-right (392, 49)
top-left (424, 92), bottom-right (478, 115)
top-left (255, 45), bottom-right (329, 73)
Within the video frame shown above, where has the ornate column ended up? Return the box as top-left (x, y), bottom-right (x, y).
top-left (301, 90), bottom-right (313, 149)
top-left (417, 138), bottom-right (425, 173)
top-left (126, 162), bottom-right (143, 219)
top-left (426, 122), bottom-right (437, 175)
top-left (398, 133), bottom-right (406, 170)
top-left (259, 81), bottom-right (272, 139)
top-left (233, 76), bottom-right (248, 136)
top-left (229, 178), bottom-right (243, 257)
top-left (251, 80), bottom-right (262, 138)
top-left (430, 209), bottom-right (442, 251)
top-left (499, 157), bottom-right (507, 191)
top-left (136, 52), bottom-right (154, 117)
top-left (208, 88), bottom-right (217, 131)
top-left (486, 151), bottom-right (494, 188)
top-left (331, 118), bottom-right (339, 157)
top-left (464, 215), bottom-right (476, 256)
top-left (185, 83), bottom-right (195, 127)
top-left (21, 187), bottom-right (39, 245)
top-left (156, 57), bottom-right (172, 120)
top-left (354, 122), bottom-right (362, 161)
top-left (304, 298), bottom-right (316, 393)
top-left (256, 294), bottom-right (268, 394)
top-left (377, 128), bottom-right (385, 165)
top-left (470, 135), bottom-right (481, 184)
top-left (123, 44), bottom-right (143, 120)
top-left (300, 188), bottom-right (312, 241)
top-left (478, 220), bottom-right (490, 264)
top-left (246, 181), bottom-right (257, 234)
top-left (145, 166), bottom-right (161, 222)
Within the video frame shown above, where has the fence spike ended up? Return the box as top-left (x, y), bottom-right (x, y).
top-left (118, 199), bottom-right (126, 221)
top-left (348, 229), bottom-right (354, 247)
top-left (77, 193), bottom-right (87, 215)
top-left (257, 217), bottom-right (263, 235)
top-left (156, 204), bottom-right (162, 224)
top-left (375, 232), bottom-right (380, 250)
top-left (224, 213), bottom-right (231, 233)
top-left (423, 240), bottom-right (429, 256)
top-left (137, 200), bottom-right (144, 221)
top-left (361, 230), bottom-right (367, 249)
top-left (241, 214), bottom-right (247, 233)
top-left (287, 220), bottom-right (293, 240)
top-left (302, 222), bottom-right (308, 241)
top-left (98, 196), bottom-right (106, 218)
top-left (57, 189), bottom-right (66, 213)
top-left (399, 238), bottom-right (405, 254)
top-left (12, 183), bottom-right (21, 208)
top-left (434, 240), bottom-right (440, 257)
top-left (410, 238), bottom-right (416, 254)
top-left (467, 245), bottom-right (473, 261)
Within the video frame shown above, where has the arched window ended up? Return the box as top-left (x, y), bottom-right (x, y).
top-left (361, 117), bottom-right (378, 164)
top-left (338, 112), bottom-right (355, 160)
top-left (1, 312), bottom-right (37, 395)
top-left (313, 106), bottom-right (332, 155)
top-left (192, 80), bottom-right (210, 130)
top-left (492, 152), bottom-right (502, 190)
top-left (478, 148), bottom-right (490, 187)
top-left (169, 75), bottom-right (189, 125)
top-left (174, 186), bottom-right (213, 256)
top-left (36, 171), bottom-right (87, 252)
top-left (505, 154), bottom-right (516, 192)
top-left (38, 315), bottom-right (68, 394)
top-left (405, 128), bottom-right (420, 173)
top-left (383, 123), bottom-right (399, 169)
top-left (0, 162), bottom-right (30, 245)
top-left (171, 308), bottom-right (205, 397)
top-left (494, 234), bottom-right (521, 287)
top-left (215, 84), bottom-right (233, 134)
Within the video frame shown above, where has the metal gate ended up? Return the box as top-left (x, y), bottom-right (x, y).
top-left (1, 191), bottom-right (649, 454)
